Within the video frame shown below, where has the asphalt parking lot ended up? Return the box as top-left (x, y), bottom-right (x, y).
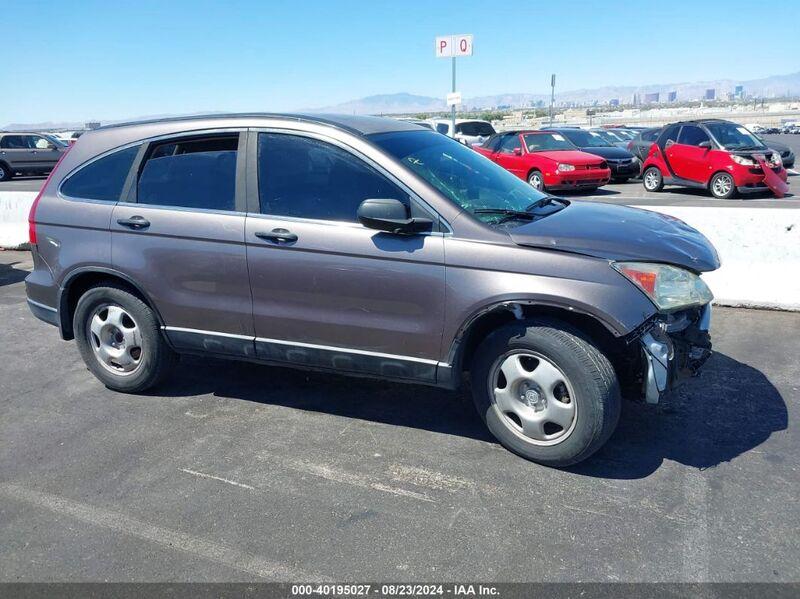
top-left (1, 250), bottom-right (797, 582)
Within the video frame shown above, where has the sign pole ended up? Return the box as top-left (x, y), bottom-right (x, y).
top-left (451, 56), bottom-right (456, 138)
top-left (549, 73), bottom-right (556, 126)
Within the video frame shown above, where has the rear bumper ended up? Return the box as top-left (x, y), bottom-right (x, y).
top-left (27, 297), bottom-right (60, 327)
top-left (641, 304), bottom-right (712, 404)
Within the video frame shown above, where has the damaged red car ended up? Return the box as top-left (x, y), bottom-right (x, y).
top-left (474, 130), bottom-right (611, 192)
top-left (641, 119), bottom-right (789, 199)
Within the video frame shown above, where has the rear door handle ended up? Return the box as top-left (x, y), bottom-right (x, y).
top-left (116, 216), bottom-right (150, 230)
top-left (255, 228), bottom-right (298, 243)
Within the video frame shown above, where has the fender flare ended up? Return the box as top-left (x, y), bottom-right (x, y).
top-left (57, 266), bottom-right (166, 339)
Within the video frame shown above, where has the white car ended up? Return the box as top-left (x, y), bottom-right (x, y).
top-left (428, 119), bottom-right (496, 146)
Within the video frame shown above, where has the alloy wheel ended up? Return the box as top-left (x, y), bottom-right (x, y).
top-left (712, 174), bottom-right (733, 197)
top-left (644, 169), bottom-right (660, 190)
top-left (490, 351), bottom-right (577, 446)
top-left (528, 172), bottom-right (543, 190)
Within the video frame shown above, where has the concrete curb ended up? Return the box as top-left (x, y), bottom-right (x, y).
top-left (0, 192), bottom-right (36, 250)
top-left (2, 191), bottom-right (798, 310)
top-left (632, 205), bottom-right (800, 312)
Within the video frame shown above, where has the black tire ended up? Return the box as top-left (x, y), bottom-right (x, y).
top-left (0, 162), bottom-right (12, 182)
top-left (470, 319), bottom-right (620, 467)
top-left (612, 177), bottom-right (630, 183)
top-left (642, 166), bottom-right (664, 192)
top-left (73, 284), bottom-right (176, 393)
top-left (527, 170), bottom-right (545, 191)
top-left (709, 171), bottom-right (736, 199)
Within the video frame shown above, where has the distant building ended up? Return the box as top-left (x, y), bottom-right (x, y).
top-left (609, 98), bottom-right (620, 107)
top-left (85, 121), bottom-right (101, 130)
top-left (734, 85), bottom-right (744, 99)
top-left (667, 91), bottom-right (677, 102)
top-left (644, 92), bottom-right (660, 104)
top-left (631, 93), bottom-right (640, 106)
top-left (704, 88), bottom-right (716, 100)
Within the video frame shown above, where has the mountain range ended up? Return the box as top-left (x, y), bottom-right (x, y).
top-left (4, 72), bottom-right (799, 130)
top-left (313, 71), bottom-right (800, 114)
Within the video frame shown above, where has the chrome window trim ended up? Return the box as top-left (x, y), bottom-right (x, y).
top-left (115, 201), bottom-right (247, 218)
top-left (162, 325), bottom-right (445, 366)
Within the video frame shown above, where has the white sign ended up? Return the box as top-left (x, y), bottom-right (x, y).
top-left (446, 92), bottom-right (462, 106)
top-left (435, 34), bottom-right (473, 58)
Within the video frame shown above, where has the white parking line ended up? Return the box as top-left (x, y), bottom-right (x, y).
top-left (263, 456), bottom-right (436, 503)
top-left (0, 482), bottom-right (326, 581)
top-left (179, 467), bottom-right (255, 490)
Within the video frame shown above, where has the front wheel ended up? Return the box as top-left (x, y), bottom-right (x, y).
top-left (0, 163), bottom-right (12, 181)
top-left (73, 284), bottom-right (176, 393)
top-left (642, 166), bottom-right (664, 192)
top-left (528, 170), bottom-right (545, 191)
top-left (709, 172), bottom-right (736, 199)
top-left (470, 320), bottom-right (621, 467)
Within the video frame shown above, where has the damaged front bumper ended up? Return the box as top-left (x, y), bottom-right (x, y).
top-left (641, 303), bottom-right (712, 404)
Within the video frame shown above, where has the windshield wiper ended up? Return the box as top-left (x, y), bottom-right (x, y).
top-left (527, 196), bottom-right (567, 210)
top-left (473, 208), bottom-right (536, 223)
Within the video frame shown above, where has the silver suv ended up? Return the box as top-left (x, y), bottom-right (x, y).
top-left (25, 114), bottom-right (718, 466)
top-left (0, 132), bottom-right (67, 180)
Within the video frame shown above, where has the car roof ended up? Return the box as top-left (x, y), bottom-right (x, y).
top-left (97, 112), bottom-right (422, 136)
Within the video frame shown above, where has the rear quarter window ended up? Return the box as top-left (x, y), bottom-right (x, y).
top-left (60, 145), bottom-right (139, 201)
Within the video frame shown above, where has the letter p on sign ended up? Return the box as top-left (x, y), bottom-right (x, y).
top-left (435, 34), bottom-right (473, 58)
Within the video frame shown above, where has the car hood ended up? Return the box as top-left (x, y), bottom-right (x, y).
top-left (509, 201), bottom-right (720, 272)
top-left (575, 146), bottom-right (633, 159)
top-left (534, 150), bottom-right (605, 164)
top-left (761, 139), bottom-right (790, 153)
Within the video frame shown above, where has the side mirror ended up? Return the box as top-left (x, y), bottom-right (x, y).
top-left (512, 147), bottom-right (522, 156)
top-left (357, 199), bottom-right (433, 235)
top-left (698, 141), bottom-right (712, 149)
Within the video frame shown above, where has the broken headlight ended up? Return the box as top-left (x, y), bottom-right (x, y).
top-left (612, 261), bottom-right (714, 311)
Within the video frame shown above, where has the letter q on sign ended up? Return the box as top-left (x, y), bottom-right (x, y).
top-left (435, 34), bottom-right (473, 58)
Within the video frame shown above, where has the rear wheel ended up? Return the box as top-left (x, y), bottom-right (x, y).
top-left (470, 320), bottom-right (621, 467)
top-left (0, 163), bottom-right (12, 181)
top-left (73, 284), bottom-right (176, 393)
top-left (642, 166), bottom-right (664, 192)
top-left (528, 170), bottom-right (545, 191)
top-left (709, 172), bottom-right (736, 199)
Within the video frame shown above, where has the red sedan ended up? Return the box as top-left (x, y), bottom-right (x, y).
top-left (473, 130), bottom-right (611, 191)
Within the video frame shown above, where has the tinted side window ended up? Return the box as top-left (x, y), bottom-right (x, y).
top-left (257, 133), bottom-right (409, 222)
top-left (482, 135), bottom-right (501, 152)
top-left (61, 145), bottom-right (139, 201)
top-left (436, 123), bottom-right (449, 135)
top-left (137, 135), bottom-right (238, 211)
top-left (661, 125), bottom-right (681, 145)
top-left (642, 129), bottom-right (660, 142)
top-left (498, 135), bottom-right (522, 153)
top-left (0, 135), bottom-right (28, 149)
top-left (677, 125), bottom-right (710, 146)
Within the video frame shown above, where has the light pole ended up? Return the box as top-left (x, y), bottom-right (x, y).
top-left (549, 73), bottom-right (556, 126)
top-left (451, 56), bottom-right (456, 138)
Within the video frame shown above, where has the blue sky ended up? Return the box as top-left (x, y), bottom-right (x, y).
top-left (4, 0), bottom-right (799, 123)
